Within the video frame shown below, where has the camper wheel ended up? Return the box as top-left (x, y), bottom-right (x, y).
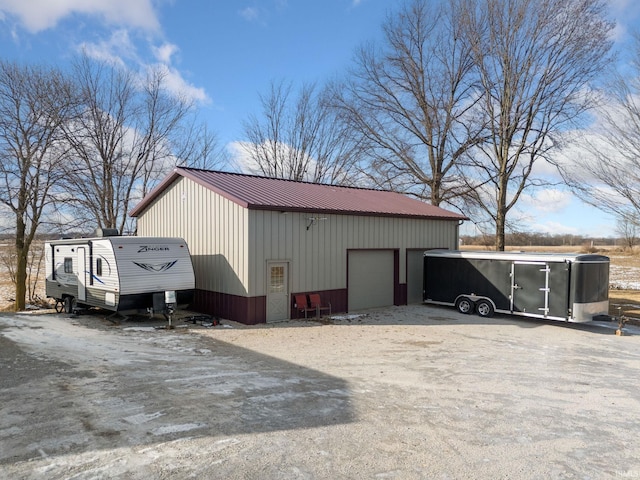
top-left (63, 296), bottom-right (76, 314)
top-left (455, 296), bottom-right (474, 314)
top-left (476, 299), bottom-right (494, 318)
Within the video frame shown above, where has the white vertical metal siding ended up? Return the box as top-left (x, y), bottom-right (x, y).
top-left (248, 210), bottom-right (458, 297)
top-left (136, 177), bottom-right (249, 297)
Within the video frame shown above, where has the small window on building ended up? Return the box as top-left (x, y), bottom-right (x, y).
top-left (64, 258), bottom-right (73, 273)
top-left (269, 266), bottom-right (285, 293)
top-left (96, 258), bottom-right (103, 276)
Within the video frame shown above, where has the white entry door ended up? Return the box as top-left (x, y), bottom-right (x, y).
top-left (77, 247), bottom-right (87, 301)
top-left (266, 262), bottom-right (289, 322)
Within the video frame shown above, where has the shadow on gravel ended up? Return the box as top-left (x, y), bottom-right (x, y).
top-left (0, 314), bottom-right (355, 466)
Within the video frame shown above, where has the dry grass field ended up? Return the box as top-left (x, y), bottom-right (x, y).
top-left (1, 242), bottom-right (639, 319)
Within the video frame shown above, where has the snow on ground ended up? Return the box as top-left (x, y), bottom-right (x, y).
top-left (609, 263), bottom-right (640, 290)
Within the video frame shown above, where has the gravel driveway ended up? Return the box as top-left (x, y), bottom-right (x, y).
top-left (1, 306), bottom-right (640, 479)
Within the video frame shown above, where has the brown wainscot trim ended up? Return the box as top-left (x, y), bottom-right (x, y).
top-left (193, 290), bottom-right (266, 325)
top-left (396, 283), bottom-right (407, 306)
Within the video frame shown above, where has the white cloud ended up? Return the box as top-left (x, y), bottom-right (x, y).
top-left (1, 0), bottom-right (211, 115)
top-left (153, 43), bottom-right (178, 65)
top-left (529, 218), bottom-right (617, 238)
top-left (239, 7), bottom-right (260, 22)
top-left (227, 140), bottom-right (320, 181)
top-left (148, 43), bottom-right (209, 104)
top-left (228, 141), bottom-right (265, 175)
top-left (78, 29), bottom-right (138, 67)
top-left (0, 0), bottom-right (160, 33)
top-left (149, 63), bottom-right (210, 105)
top-left (530, 221), bottom-right (581, 236)
top-left (79, 33), bottom-right (209, 106)
top-left (520, 189), bottom-right (572, 214)
top-left (608, 0), bottom-right (640, 43)
top-left (530, 157), bottom-right (563, 179)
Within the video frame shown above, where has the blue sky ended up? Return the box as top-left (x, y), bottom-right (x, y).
top-left (1, 0), bottom-right (639, 238)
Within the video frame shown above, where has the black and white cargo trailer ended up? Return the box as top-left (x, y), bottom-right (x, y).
top-left (423, 250), bottom-right (610, 322)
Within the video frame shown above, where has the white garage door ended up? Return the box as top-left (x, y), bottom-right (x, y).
top-left (407, 250), bottom-right (425, 304)
top-left (348, 250), bottom-right (394, 311)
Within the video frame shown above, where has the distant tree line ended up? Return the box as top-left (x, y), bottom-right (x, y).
top-left (461, 233), bottom-right (619, 249)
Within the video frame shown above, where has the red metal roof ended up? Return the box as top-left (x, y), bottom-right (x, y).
top-left (130, 168), bottom-right (467, 221)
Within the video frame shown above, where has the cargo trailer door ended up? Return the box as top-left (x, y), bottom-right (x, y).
top-left (511, 262), bottom-right (550, 318)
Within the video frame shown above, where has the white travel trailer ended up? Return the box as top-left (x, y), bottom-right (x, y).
top-left (45, 232), bottom-right (195, 315)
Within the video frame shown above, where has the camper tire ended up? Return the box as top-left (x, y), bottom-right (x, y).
top-left (455, 297), bottom-right (474, 314)
top-left (63, 296), bottom-right (76, 314)
top-left (476, 299), bottom-right (494, 318)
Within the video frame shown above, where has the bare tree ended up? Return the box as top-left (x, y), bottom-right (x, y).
top-left (616, 214), bottom-right (638, 249)
top-left (331, 0), bottom-right (482, 205)
top-left (0, 60), bottom-right (75, 310)
top-left (560, 35), bottom-right (640, 233)
top-left (0, 240), bottom-right (48, 303)
top-left (240, 80), bottom-right (359, 184)
top-left (62, 54), bottom-right (193, 235)
top-left (460, 0), bottom-right (613, 250)
top-left (175, 119), bottom-right (229, 170)
top-left (135, 67), bottom-right (195, 199)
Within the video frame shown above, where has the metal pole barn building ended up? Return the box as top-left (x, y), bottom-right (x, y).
top-left (129, 168), bottom-right (467, 324)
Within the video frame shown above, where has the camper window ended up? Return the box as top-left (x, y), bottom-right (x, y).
top-left (96, 258), bottom-right (102, 276)
top-left (64, 258), bottom-right (73, 273)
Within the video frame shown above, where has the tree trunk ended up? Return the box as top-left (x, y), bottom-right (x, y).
top-left (431, 172), bottom-right (442, 207)
top-left (14, 217), bottom-right (27, 311)
top-left (494, 212), bottom-right (506, 251)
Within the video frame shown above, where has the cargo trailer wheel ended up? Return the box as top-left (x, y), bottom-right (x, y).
top-left (476, 299), bottom-right (494, 318)
top-left (63, 296), bottom-right (76, 314)
top-left (455, 297), bottom-right (473, 314)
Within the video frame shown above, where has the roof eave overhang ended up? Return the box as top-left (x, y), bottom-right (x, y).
top-left (247, 204), bottom-right (469, 221)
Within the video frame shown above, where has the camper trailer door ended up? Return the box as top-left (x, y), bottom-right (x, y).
top-left (77, 247), bottom-right (87, 302)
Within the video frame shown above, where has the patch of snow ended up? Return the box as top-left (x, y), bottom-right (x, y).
top-left (151, 423), bottom-right (207, 436)
top-left (123, 412), bottom-right (165, 425)
top-left (122, 327), bottom-right (157, 332)
top-left (330, 314), bottom-right (368, 321)
top-left (609, 264), bottom-right (640, 290)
